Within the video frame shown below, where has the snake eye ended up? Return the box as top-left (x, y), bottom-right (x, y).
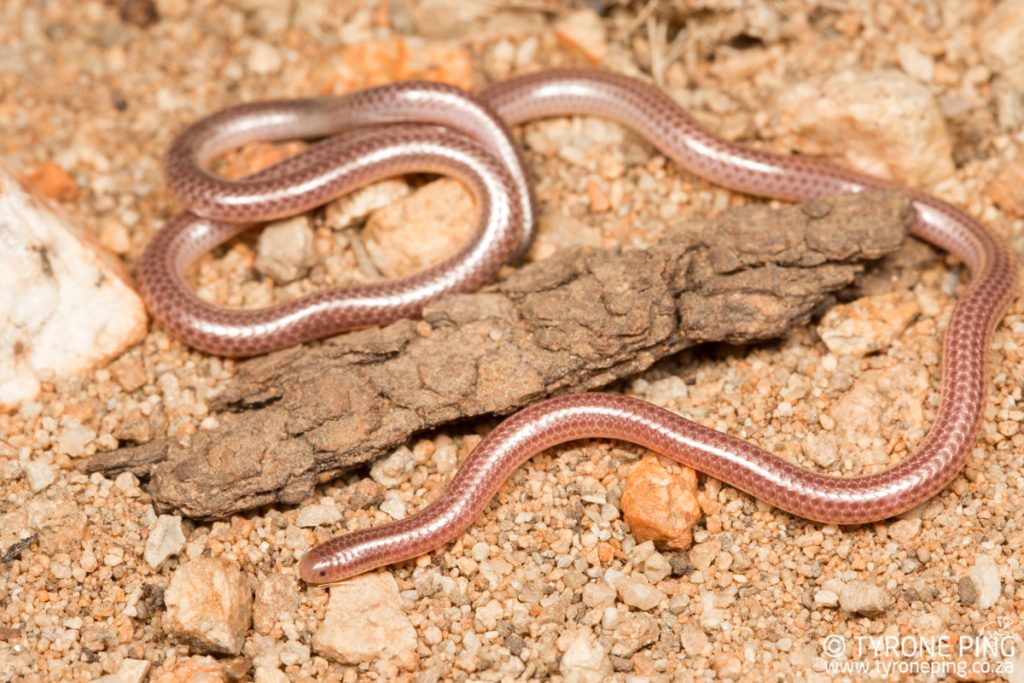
top-left (320, 570), bottom-right (327, 577)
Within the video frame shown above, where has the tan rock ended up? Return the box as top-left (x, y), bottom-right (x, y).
top-left (312, 572), bottom-right (418, 668)
top-left (774, 70), bottom-right (954, 186)
top-left (0, 169), bottom-right (147, 409)
top-left (362, 178), bottom-right (476, 278)
top-left (555, 9), bottom-right (607, 64)
top-left (295, 503), bottom-right (344, 528)
top-left (164, 558), bottom-right (253, 655)
top-left (688, 539), bottom-right (722, 573)
top-left (816, 291), bottom-right (920, 357)
top-left (700, 590), bottom-right (725, 630)
top-left (829, 362), bottom-right (930, 464)
top-left (56, 420), bottom-right (96, 457)
top-left (621, 454), bottom-right (701, 549)
top-left (979, 0), bottom-right (1024, 74)
top-left (253, 574), bottom-right (300, 635)
top-left (406, 0), bottom-right (493, 39)
top-left (98, 219), bottom-right (131, 255)
top-left (814, 589), bottom-right (839, 608)
top-left (529, 212), bottom-right (604, 262)
top-left (896, 44), bottom-right (934, 83)
top-left (254, 215), bottom-right (316, 284)
top-left (109, 355), bottom-right (147, 392)
top-left (149, 655), bottom-right (225, 683)
top-left (244, 38), bottom-right (282, 76)
top-left (22, 461), bottom-right (55, 493)
top-left (838, 580), bottom-right (890, 616)
top-left (969, 554), bottom-right (1002, 609)
top-left (144, 514), bottom-right (186, 569)
top-left (680, 622), bottom-right (709, 656)
top-left (323, 179), bottom-right (411, 231)
top-left (89, 658), bottom-right (150, 683)
top-left (559, 631), bottom-right (611, 683)
top-left (610, 612), bottom-right (658, 656)
top-left (714, 652), bottom-right (744, 680)
top-left (253, 666), bottom-right (289, 683)
top-left (987, 163), bottom-right (1024, 218)
top-left (613, 574), bottom-right (666, 611)
top-left (888, 518), bottom-right (922, 547)
top-left (582, 581), bottom-right (616, 609)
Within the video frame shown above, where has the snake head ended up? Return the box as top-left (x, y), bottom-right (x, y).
top-left (297, 533), bottom-right (381, 585)
top-left (298, 545), bottom-right (340, 585)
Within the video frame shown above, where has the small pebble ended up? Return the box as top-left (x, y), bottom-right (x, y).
top-left (610, 612), bottom-right (658, 657)
top-left (554, 8), bottom-right (607, 64)
top-left (296, 504), bottom-right (343, 528)
top-left (813, 589), bottom-right (839, 608)
top-left (22, 460), bottom-right (55, 493)
top-left (582, 581), bottom-right (617, 610)
top-left (614, 575), bottom-right (665, 611)
top-left (699, 592), bottom-right (725, 631)
top-left (559, 631), bottom-right (611, 683)
top-left (254, 216), bottom-right (316, 284)
top-left (817, 291), bottom-right (920, 357)
top-left (680, 622), bottom-right (709, 656)
top-left (144, 514), bottom-right (186, 569)
top-left (620, 455), bottom-right (701, 550)
top-left (90, 658), bottom-right (151, 683)
top-left (838, 580), bottom-right (891, 616)
top-left (370, 446), bottom-right (415, 488)
top-left (164, 558), bottom-right (253, 655)
top-left (968, 554), bottom-right (1002, 609)
top-left (380, 491), bottom-right (407, 520)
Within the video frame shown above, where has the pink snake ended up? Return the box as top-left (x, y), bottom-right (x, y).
top-left (134, 70), bottom-right (1017, 585)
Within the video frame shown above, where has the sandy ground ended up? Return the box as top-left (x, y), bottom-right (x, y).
top-left (1, 1), bottom-right (1024, 681)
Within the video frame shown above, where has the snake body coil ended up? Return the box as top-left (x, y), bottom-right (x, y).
top-left (133, 71), bottom-right (1017, 585)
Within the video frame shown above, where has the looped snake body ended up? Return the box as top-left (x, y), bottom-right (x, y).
top-left (134, 70), bottom-right (1018, 585)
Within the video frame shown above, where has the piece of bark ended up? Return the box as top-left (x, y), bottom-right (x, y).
top-left (87, 190), bottom-right (912, 518)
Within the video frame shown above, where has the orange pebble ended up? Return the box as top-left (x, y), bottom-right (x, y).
top-left (586, 178), bottom-right (610, 213)
top-left (23, 162), bottom-right (77, 201)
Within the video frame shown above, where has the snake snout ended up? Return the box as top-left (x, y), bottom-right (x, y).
top-left (297, 548), bottom-right (333, 585)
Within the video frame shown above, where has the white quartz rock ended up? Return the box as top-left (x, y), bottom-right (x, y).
top-left (0, 169), bottom-right (147, 408)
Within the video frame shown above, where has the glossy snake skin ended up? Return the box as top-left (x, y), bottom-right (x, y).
top-left (131, 70), bottom-right (1016, 585)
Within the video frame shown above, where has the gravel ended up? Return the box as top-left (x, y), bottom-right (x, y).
top-left (2, 0), bottom-right (1023, 680)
